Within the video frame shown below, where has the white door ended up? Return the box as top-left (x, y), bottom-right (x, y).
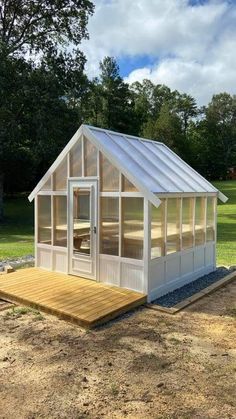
top-left (69, 179), bottom-right (97, 280)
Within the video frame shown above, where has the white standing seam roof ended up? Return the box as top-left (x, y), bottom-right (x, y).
top-left (28, 124), bottom-right (228, 205)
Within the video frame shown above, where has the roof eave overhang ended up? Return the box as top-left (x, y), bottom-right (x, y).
top-left (218, 191), bottom-right (228, 203)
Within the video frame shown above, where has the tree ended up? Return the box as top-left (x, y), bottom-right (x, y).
top-left (0, 0), bottom-right (94, 220)
top-left (0, 0), bottom-right (94, 56)
top-left (86, 57), bottom-right (138, 134)
top-left (203, 93), bottom-right (236, 179)
top-left (173, 92), bottom-right (198, 134)
top-left (142, 102), bottom-right (184, 153)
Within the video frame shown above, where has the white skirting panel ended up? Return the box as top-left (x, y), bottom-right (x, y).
top-left (37, 247), bottom-right (52, 270)
top-left (99, 256), bottom-right (120, 286)
top-left (120, 263), bottom-right (144, 293)
top-left (37, 246), bottom-right (68, 273)
top-left (148, 243), bottom-right (216, 302)
top-left (99, 255), bottom-right (144, 293)
top-left (53, 249), bottom-right (67, 273)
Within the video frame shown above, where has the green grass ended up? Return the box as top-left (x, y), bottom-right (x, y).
top-left (0, 181), bottom-right (235, 266)
top-left (0, 195), bottom-right (34, 259)
top-left (212, 181), bottom-right (236, 267)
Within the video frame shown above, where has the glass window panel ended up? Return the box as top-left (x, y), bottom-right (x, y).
top-left (84, 137), bottom-right (97, 177)
top-left (38, 196), bottom-right (51, 244)
top-left (122, 175), bottom-right (138, 192)
top-left (151, 200), bottom-right (165, 258)
top-left (166, 198), bottom-right (180, 254)
top-left (100, 153), bottom-right (119, 192)
top-left (54, 157), bottom-right (67, 191)
top-left (73, 188), bottom-right (91, 255)
top-left (195, 197), bottom-right (206, 246)
top-left (206, 197), bottom-right (215, 242)
top-left (122, 198), bottom-right (143, 260)
top-left (182, 198), bottom-right (194, 250)
top-left (53, 196), bottom-right (67, 247)
top-left (70, 139), bottom-right (82, 177)
top-left (100, 197), bottom-right (119, 256)
top-left (41, 176), bottom-right (52, 191)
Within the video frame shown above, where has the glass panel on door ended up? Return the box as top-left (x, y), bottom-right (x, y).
top-left (73, 188), bottom-right (91, 255)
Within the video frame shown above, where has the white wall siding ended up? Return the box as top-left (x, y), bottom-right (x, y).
top-left (181, 250), bottom-right (194, 276)
top-left (99, 255), bottom-right (120, 286)
top-left (149, 259), bottom-right (165, 291)
top-left (205, 243), bottom-right (215, 267)
top-left (53, 249), bottom-right (67, 273)
top-left (148, 244), bottom-right (216, 302)
top-left (99, 255), bottom-right (144, 293)
top-left (120, 262), bottom-right (144, 293)
top-left (37, 247), bottom-right (52, 270)
top-left (194, 247), bottom-right (205, 271)
top-left (166, 256), bottom-right (181, 283)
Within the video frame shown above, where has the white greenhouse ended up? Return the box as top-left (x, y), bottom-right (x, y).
top-left (28, 125), bottom-right (227, 301)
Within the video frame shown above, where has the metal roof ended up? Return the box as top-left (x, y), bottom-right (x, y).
top-left (28, 124), bottom-right (227, 204)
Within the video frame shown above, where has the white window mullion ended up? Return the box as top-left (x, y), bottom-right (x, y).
top-left (82, 134), bottom-right (85, 177)
top-left (193, 197), bottom-right (196, 247)
top-left (51, 195), bottom-right (54, 247)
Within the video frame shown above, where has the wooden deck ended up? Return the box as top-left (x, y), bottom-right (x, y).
top-left (0, 268), bottom-right (146, 328)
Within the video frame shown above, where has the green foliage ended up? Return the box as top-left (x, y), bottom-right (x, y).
top-left (0, 0), bottom-right (235, 224)
top-left (0, 195), bottom-right (34, 258)
top-left (0, 0), bottom-right (94, 219)
top-left (204, 93), bottom-right (236, 179)
top-left (7, 306), bottom-right (43, 319)
top-left (212, 181), bottom-right (236, 267)
top-left (86, 57), bottom-right (138, 134)
top-left (143, 102), bottom-right (184, 152)
top-left (0, 0), bottom-right (94, 56)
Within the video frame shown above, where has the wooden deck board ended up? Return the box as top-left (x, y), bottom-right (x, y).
top-left (0, 268), bottom-right (146, 328)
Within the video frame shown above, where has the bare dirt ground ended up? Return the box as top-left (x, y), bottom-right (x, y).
top-left (0, 282), bottom-right (235, 419)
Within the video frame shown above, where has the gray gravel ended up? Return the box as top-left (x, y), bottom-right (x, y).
top-left (151, 266), bottom-right (235, 308)
top-left (0, 255), bottom-right (35, 271)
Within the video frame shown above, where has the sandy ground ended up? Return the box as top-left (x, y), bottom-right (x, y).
top-left (0, 281), bottom-right (235, 419)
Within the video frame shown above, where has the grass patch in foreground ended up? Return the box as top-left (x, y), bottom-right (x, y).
top-left (0, 195), bottom-right (34, 259)
top-left (6, 306), bottom-right (44, 320)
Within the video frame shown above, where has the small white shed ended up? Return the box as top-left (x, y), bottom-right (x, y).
top-left (28, 125), bottom-right (227, 301)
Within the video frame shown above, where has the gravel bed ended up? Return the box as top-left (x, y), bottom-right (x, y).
top-left (0, 255), bottom-right (35, 272)
top-left (151, 267), bottom-right (235, 308)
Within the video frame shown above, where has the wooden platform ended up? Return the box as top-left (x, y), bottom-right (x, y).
top-left (0, 268), bottom-right (146, 328)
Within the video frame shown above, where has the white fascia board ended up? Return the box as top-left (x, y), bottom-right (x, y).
top-left (83, 125), bottom-right (161, 208)
top-left (28, 126), bottom-right (83, 202)
top-left (218, 191), bottom-right (228, 203)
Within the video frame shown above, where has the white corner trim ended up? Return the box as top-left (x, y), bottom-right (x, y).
top-left (218, 191), bottom-right (228, 203)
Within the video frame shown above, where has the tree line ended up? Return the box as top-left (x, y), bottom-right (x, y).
top-left (0, 1), bottom-right (236, 221)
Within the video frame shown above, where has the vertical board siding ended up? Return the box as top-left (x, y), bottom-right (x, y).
top-left (53, 250), bottom-right (67, 273)
top-left (121, 263), bottom-right (144, 293)
top-left (99, 257), bottom-right (120, 286)
top-left (37, 248), bottom-right (52, 270)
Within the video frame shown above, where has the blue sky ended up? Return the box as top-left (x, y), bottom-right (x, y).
top-left (81, 0), bottom-right (236, 105)
top-left (117, 55), bottom-right (157, 78)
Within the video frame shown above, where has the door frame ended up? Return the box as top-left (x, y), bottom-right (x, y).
top-left (68, 178), bottom-right (98, 280)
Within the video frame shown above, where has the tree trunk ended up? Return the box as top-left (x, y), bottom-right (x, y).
top-left (0, 172), bottom-right (4, 222)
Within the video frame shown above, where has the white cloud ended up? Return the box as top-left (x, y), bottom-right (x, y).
top-left (81, 0), bottom-right (236, 105)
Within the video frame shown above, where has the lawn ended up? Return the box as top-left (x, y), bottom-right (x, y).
top-left (0, 181), bottom-right (235, 266)
top-left (213, 180), bottom-right (236, 267)
top-left (0, 195), bottom-right (34, 259)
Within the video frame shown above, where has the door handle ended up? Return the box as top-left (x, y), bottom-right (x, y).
top-left (93, 226), bottom-right (97, 234)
